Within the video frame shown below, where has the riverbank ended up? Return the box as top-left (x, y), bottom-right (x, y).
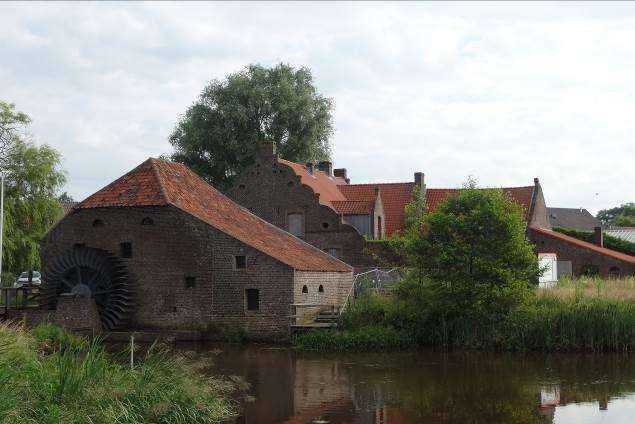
top-left (294, 277), bottom-right (635, 352)
top-left (0, 322), bottom-right (236, 423)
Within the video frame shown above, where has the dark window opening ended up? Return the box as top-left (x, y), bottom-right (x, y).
top-left (302, 285), bottom-right (308, 293)
top-left (322, 222), bottom-right (330, 229)
top-left (238, 184), bottom-right (246, 189)
top-left (325, 248), bottom-right (341, 259)
top-left (141, 217), bottom-right (154, 226)
top-left (246, 289), bottom-right (260, 311)
top-left (287, 181), bottom-right (294, 187)
top-left (185, 276), bottom-right (196, 288)
top-left (318, 285), bottom-right (324, 293)
top-left (73, 243), bottom-right (85, 249)
top-left (235, 255), bottom-right (246, 269)
top-left (92, 219), bottom-right (104, 228)
top-left (120, 242), bottom-right (133, 258)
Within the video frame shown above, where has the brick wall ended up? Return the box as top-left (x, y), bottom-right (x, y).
top-left (293, 271), bottom-right (352, 306)
top-left (227, 156), bottom-right (374, 268)
top-left (41, 205), bottom-right (303, 336)
top-left (530, 229), bottom-right (635, 277)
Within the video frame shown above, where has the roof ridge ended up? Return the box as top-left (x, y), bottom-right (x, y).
top-left (148, 157), bottom-right (171, 205)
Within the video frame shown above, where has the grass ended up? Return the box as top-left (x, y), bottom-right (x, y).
top-left (295, 277), bottom-right (635, 353)
top-left (538, 276), bottom-right (635, 301)
top-left (0, 322), bottom-right (236, 423)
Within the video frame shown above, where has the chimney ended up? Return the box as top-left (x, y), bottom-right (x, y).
top-left (317, 161), bottom-right (333, 176)
top-left (414, 172), bottom-right (425, 187)
top-left (334, 168), bottom-right (347, 180)
top-left (257, 140), bottom-right (276, 158)
top-left (306, 162), bottom-right (314, 175)
top-left (534, 177), bottom-right (540, 185)
top-left (594, 226), bottom-right (603, 248)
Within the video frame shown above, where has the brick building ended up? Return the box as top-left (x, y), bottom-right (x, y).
top-left (41, 158), bottom-right (353, 335)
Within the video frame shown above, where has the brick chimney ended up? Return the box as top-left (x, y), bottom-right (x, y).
top-left (257, 140), bottom-right (276, 157)
top-left (306, 163), bottom-right (314, 175)
top-left (414, 172), bottom-right (425, 187)
top-left (334, 168), bottom-right (349, 184)
top-left (317, 161), bottom-right (333, 176)
top-left (594, 226), bottom-right (603, 248)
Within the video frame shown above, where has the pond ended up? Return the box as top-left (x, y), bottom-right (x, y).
top-left (180, 343), bottom-right (635, 424)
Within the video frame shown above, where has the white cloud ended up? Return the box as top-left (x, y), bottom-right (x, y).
top-left (0, 1), bottom-right (633, 214)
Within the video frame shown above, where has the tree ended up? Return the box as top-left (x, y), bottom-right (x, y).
top-left (400, 179), bottom-right (539, 323)
top-left (0, 101), bottom-right (66, 280)
top-left (170, 63), bottom-right (333, 190)
top-left (597, 203), bottom-right (635, 227)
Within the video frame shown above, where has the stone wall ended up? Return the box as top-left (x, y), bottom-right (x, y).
top-left (293, 270), bottom-right (352, 306)
top-left (227, 156), bottom-right (374, 269)
top-left (41, 205), bottom-right (299, 336)
top-left (530, 229), bottom-right (635, 277)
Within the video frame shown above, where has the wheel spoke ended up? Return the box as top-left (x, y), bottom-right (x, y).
top-left (61, 277), bottom-right (74, 290)
top-left (75, 267), bottom-right (82, 285)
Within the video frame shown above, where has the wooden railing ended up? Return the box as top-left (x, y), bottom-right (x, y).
top-left (0, 286), bottom-right (40, 315)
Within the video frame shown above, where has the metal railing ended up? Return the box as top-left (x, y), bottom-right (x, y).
top-left (340, 268), bottom-right (400, 316)
top-left (289, 303), bottom-right (341, 327)
top-left (0, 286), bottom-right (40, 315)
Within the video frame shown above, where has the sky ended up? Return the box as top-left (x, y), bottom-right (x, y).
top-left (1, 2), bottom-right (634, 214)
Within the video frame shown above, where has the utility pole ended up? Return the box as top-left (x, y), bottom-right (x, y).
top-left (0, 173), bottom-right (4, 288)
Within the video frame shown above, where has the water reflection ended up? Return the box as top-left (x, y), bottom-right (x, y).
top-left (180, 344), bottom-right (635, 424)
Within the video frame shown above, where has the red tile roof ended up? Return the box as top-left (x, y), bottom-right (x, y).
top-left (531, 226), bottom-right (635, 264)
top-left (338, 183), bottom-right (416, 236)
top-left (77, 158), bottom-right (351, 273)
top-left (277, 158), bottom-right (347, 209)
top-left (331, 200), bottom-right (374, 214)
top-left (60, 201), bottom-right (78, 215)
top-left (426, 186), bottom-right (535, 220)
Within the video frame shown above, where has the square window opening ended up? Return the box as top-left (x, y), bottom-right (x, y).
top-left (185, 276), bottom-right (196, 288)
top-left (120, 242), bottom-right (133, 258)
top-left (234, 255), bottom-right (247, 269)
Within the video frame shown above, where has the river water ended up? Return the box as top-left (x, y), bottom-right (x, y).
top-left (182, 344), bottom-right (635, 424)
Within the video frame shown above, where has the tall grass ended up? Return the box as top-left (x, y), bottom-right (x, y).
top-left (295, 278), bottom-right (635, 353)
top-left (0, 322), bottom-right (236, 423)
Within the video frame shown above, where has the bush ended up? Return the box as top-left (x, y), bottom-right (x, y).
top-left (553, 227), bottom-right (635, 256)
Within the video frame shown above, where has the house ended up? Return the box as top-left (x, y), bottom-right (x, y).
top-left (547, 207), bottom-right (601, 231)
top-left (40, 158), bottom-right (353, 336)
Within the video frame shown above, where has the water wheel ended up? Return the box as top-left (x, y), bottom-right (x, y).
top-left (41, 247), bottom-right (134, 330)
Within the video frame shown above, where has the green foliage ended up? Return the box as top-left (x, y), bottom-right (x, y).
top-left (553, 226), bottom-right (635, 256)
top-left (597, 203), bottom-right (635, 227)
top-left (0, 101), bottom-right (66, 276)
top-left (0, 323), bottom-right (236, 423)
top-left (400, 180), bottom-right (539, 326)
top-left (170, 63), bottom-right (333, 190)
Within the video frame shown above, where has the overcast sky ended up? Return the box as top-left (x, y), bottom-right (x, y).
top-left (1, 2), bottom-right (634, 214)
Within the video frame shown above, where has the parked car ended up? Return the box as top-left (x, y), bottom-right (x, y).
top-left (13, 271), bottom-right (42, 288)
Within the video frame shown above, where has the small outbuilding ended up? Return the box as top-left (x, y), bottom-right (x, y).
top-left (40, 158), bottom-right (353, 336)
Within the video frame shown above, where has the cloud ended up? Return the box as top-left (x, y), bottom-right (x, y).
top-left (0, 2), bottom-right (633, 213)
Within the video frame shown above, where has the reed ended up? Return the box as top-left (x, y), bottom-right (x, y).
top-left (295, 278), bottom-right (635, 353)
top-left (0, 322), bottom-right (236, 423)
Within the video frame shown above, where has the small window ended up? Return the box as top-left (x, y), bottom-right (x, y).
top-left (302, 285), bottom-right (308, 294)
top-left (234, 255), bottom-right (246, 269)
top-left (287, 181), bottom-right (294, 187)
top-left (141, 217), bottom-right (154, 226)
top-left (288, 213), bottom-right (305, 238)
top-left (246, 289), bottom-right (260, 311)
top-left (120, 242), bottom-right (133, 258)
top-left (324, 248), bottom-right (341, 259)
top-left (185, 276), bottom-right (196, 288)
top-left (318, 285), bottom-right (324, 293)
top-left (238, 184), bottom-right (246, 189)
top-left (73, 243), bottom-right (85, 249)
top-left (322, 222), bottom-right (330, 229)
top-left (92, 219), bottom-right (104, 228)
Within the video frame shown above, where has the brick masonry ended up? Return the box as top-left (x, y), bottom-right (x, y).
top-left (530, 229), bottom-right (635, 277)
top-left (53, 295), bottom-right (102, 332)
top-left (227, 154), bottom-right (374, 269)
top-left (41, 205), bottom-right (353, 337)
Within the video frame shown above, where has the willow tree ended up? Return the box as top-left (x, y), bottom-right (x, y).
top-left (0, 101), bottom-right (66, 282)
top-left (170, 63), bottom-right (333, 190)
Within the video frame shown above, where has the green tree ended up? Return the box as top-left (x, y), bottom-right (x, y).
top-left (400, 179), bottom-right (539, 323)
top-left (170, 63), bottom-right (333, 190)
top-left (597, 203), bottom-right (635, 227)
top-left (0, 101), bottom-right (66, 281)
